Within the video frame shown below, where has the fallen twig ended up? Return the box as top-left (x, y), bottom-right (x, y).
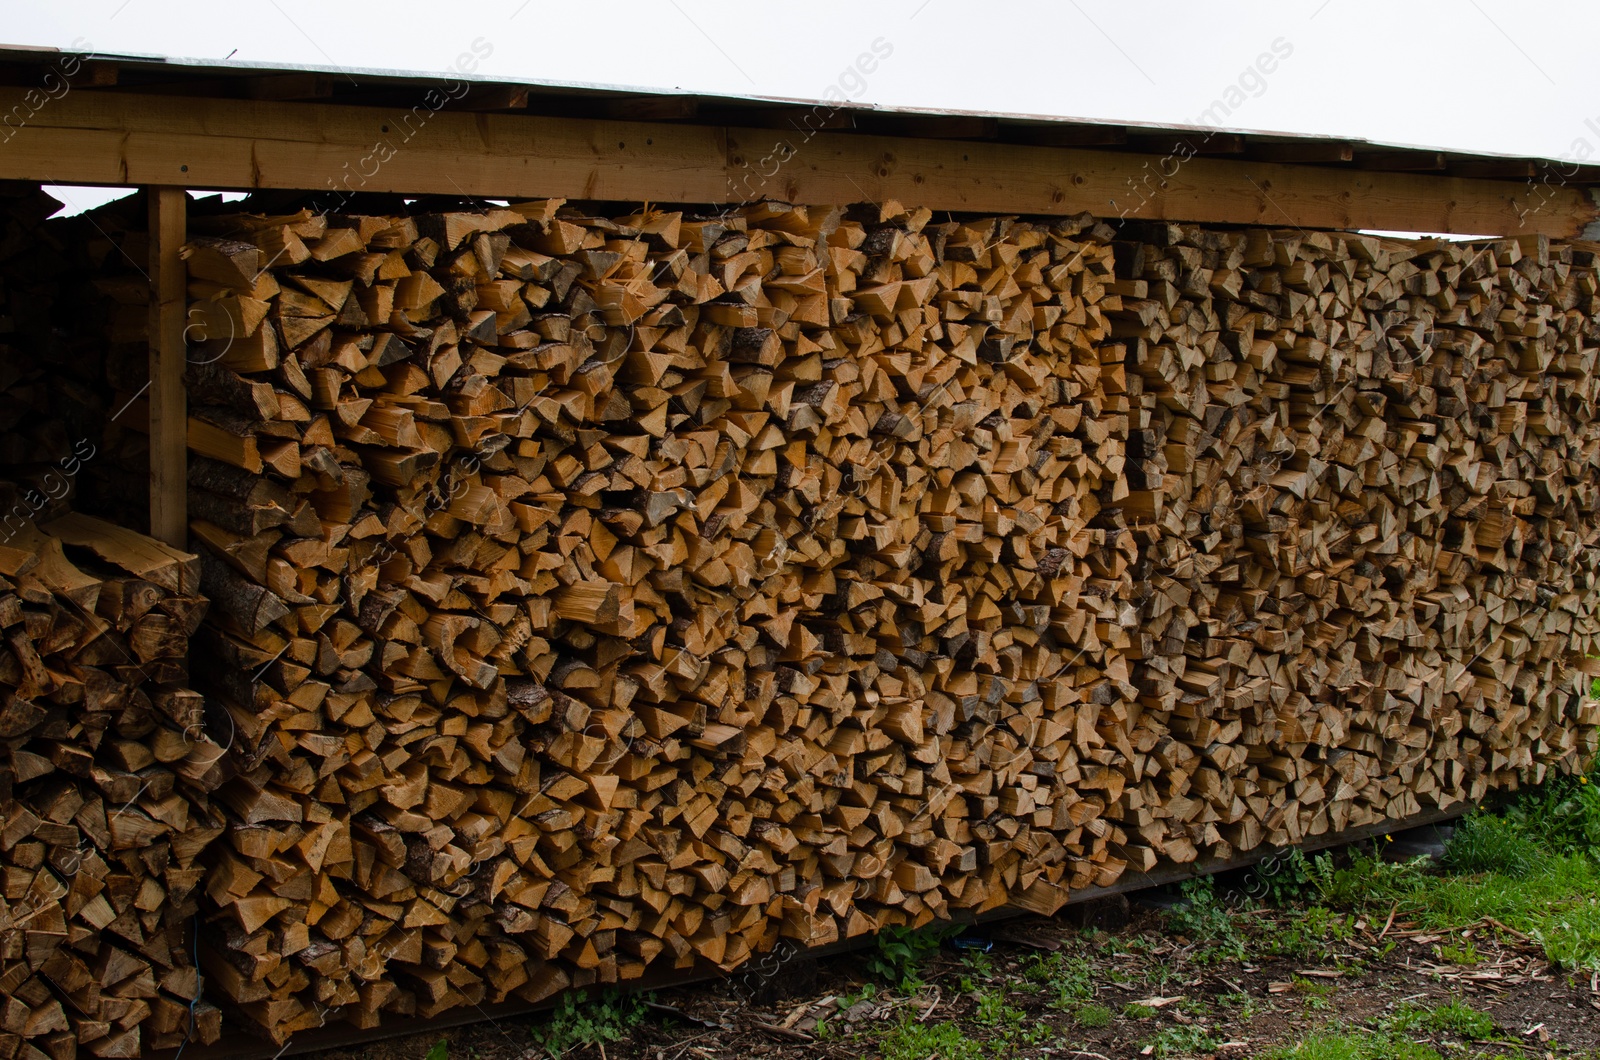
top-left (752, 1021), bottom-right (813, 1042)
top-left (1482, 917), bottom-right (1536, 944)
top-left (664, 1031), bottom-right (719, 1060)
top-left (1376, 902), bottom-right (1400, 940)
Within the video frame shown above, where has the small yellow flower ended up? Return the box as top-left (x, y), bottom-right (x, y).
top-left (1384, 834), bottom-right (1393, 841)
top-left (1581, 776), bottom-right (1590, 785)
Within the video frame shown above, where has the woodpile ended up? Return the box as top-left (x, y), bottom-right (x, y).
top-left (2, 190), bottom-right (1597, 1048)
top-left (0, 515), bottom-right (222, 1058)
top-left (165, 198), bottom-right (1600, 1041)
top-left (1107, 225), bottom-right (1600, 869)
top-left (169, 200), bottom-right (1156, 1039)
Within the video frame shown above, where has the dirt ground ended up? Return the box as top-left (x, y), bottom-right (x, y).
top-left (314, 897), bottom-right (1600, 1060)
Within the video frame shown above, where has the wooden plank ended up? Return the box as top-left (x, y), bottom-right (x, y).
top-left (458, 85), bottom-right (531, 112)
top-left (0, 90), bottom-right (725, 201)
top-left (1012, 123), bottom-right (1128, 147)
top-left (0, 90), bottom-right (1595, 236)
top-left (243, 73), bottom-right (336, 101)
top-left (41, 511), bottom-right (201, 594)
top-left (858, 114), bottom-right (1001, 139)
top-left (148, 185), bottom-right (187, 548)
top-left (1357, 149), bottom-right (1447, 171)
top-left (1127, 132), bottom-right (1246, 155)
top-left (1449, 158), bottom-right (1539, 180)
top-left (724, 104), bottom-right (854, 132)
top-left (1249, 140), bottom-right (1355, 164)
top-left (599, 94), bottom-right (701, 121)
top-left (732, 128), bottom-right (1593, 236)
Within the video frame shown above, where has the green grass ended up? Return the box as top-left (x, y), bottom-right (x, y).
top-left (1291, 976), bottom-right (1336, 1010)
top-left (1261, 1028), bottom-right (1442, 1060)
top-left (1074, 1003), bottom-right (1112, 1029)
top-left (1308, 761), bottom-right (1600, 971)
top-left (1141, 1024), bottom-right (1220, 1058)
top-left (967, 988), bottom-right (1051, 1049)
top-left (1435, 937), bottom-right (1480, 966)
top-left (1501, 764), bottom-right (1600, 857)
top-left (960, 949), bottom-right (995, 980)
top-left (1445, 811), bottom-right (1551, 876)
top-left (879, 1019), bottom-right (985, 1060)
top-left (1021, 951), bottom-right (1095, 1009)
top-left (1339, 850), bottom-right (1600, 969)
top-left (1386, 999), bottom-right (1496, 1040)
top-left (1260, 1001), bottom-right (1498, 1060)
top-left (1262, 905), bottom-right (1355, 960)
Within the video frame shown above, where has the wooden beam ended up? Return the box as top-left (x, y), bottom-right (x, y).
top-left (1126, 132), bottom-right (1246, 155)
top-left (3, 90), bottom-right (1595, 237)
top-left (724, 104), bottom-right (854, 132)
top-left (1449, 158), bottom-right (1539, 181)
top-left (1010, 123), bottom-right (1128, 147)
top-left (738, 131), bottom-right (1596, 237)
top-left (1357, 149), bottom-right (1447, 172)
top-left (458, 85), bottom-right (531, 112)
top-left (80, 61), bottom-right (120, 87)
top-left (147, 186), bottom-right (186, 549)
top-left (1247, 141), bottom-right (1355, 165)
top-left (857, 114), bottom-right (1001, 140)
top-left (598, 94), bottom-right (701, 121)
top-left (243, 73), bottom-right (335, 101)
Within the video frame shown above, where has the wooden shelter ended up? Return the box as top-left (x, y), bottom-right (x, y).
top-left (3, 46), bottom-right (1599, 536)
top-left (1, 42), bottom-right (1598, 1057)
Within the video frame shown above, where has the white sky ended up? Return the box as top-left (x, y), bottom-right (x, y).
top-left (12, 0), bottom-right (1600, 217)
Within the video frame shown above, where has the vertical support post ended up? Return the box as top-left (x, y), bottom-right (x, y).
top-left (148, 187), bottom-right (186, 548)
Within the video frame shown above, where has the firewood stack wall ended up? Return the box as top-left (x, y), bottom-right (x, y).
top-left (2, 193), bottom-right (1598, 1050)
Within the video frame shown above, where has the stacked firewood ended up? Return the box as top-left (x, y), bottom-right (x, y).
top-left (0, 515), bottom-right (223, 1058)
top-left (1108, 225), bottom-right (1600, 868)
top-left (166, 200), bottom-right (1157, 1037)
top-left (19, 194), bottom-right (1596, 1045)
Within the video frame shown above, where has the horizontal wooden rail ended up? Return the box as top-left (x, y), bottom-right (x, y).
top-left (0, 90), bottom-right (1594, 237)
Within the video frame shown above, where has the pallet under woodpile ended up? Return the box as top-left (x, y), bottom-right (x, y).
top-left (2, 193), bottom-right (1599, 1055)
